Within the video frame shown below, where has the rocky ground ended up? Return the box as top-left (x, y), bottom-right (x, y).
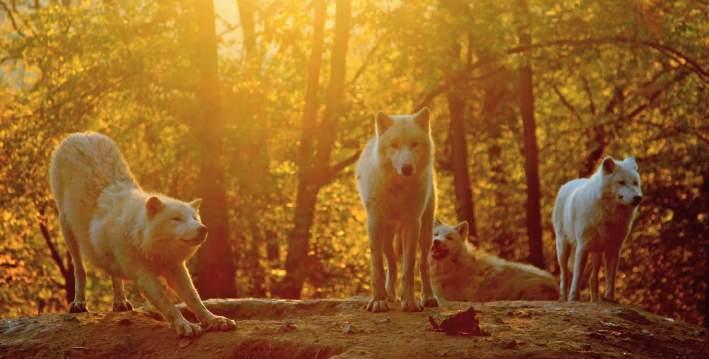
top-left (0, 298), bottom-right (706, 358)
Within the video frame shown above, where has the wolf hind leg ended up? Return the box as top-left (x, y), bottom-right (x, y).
top-left (59, 213), bottom-right (88, 313)
top-left (112, 276), bottom-right (133, 312)
top-left (555, 236), bottom-right (571, 301)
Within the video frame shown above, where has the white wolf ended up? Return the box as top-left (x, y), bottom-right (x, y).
top-left (553, 156), bottom-right (642, 302)
top-left (356, 108), bottom-right (438, 312)
top-left (50, 132), bottom-right (236, 337)
top-left (430, 220), bottom-right (559, 301)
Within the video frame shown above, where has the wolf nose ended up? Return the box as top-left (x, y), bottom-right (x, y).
top-left (198, 225), bottom-right (208, 237)
top-left (632, 195), bottom-right (643, 206)
top-left (401, 164), bottom-right (413, 176)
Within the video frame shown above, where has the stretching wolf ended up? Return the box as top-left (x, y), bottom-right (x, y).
top-left (553, 156), bottom-right (642, 302)
top-left (356, 108), bottom-right (439, 312)
top-left (50, 132), bottom-right (236, 337)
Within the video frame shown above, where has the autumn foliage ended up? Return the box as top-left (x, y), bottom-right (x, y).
top-left (0, 0), bottom-right (706, 327)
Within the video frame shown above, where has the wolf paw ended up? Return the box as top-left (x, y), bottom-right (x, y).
top-left (366, 299), bottom-right (389, 312)
top-left (112, 301), bottom-right (133, 312)
top-left (421, 296), bottom-right (439, 308)
top-left (202, 315), bottom-right (236, 331)
top-left (69, 301), bottom-right (88, 313)
top-left (174, 319), bottom-right (204, 338)
top-left (401, 299), bottom-right (423, 312)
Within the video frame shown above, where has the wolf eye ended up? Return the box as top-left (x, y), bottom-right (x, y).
top-left (632, 180), bottom-right (638, 186)
top-left (446, 235), bottom-right (453, 241)
top-left (171, 216), bottom-right (183, 222)
top-left (618, 180), bottom-right (626, 186)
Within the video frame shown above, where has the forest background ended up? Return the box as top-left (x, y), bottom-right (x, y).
top-left (1, 0), bottom-right (706, 328)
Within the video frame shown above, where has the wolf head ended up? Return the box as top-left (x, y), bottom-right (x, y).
top-left (374, 107), bottom-right (433, 177)
top-left (430, 220), bottom-right (470, 262)
top-left (599, 156), bottom-right (643, 207)
top-left (142, 195), bottom-right (208, 261)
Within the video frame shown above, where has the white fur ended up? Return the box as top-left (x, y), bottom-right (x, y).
top-left (356, 108), bottom-right (438, 312)
top-left (50, 132), bottom-right (235, 337)
top-left (553, 156), bottom-right (642, 302)
top-left (430, 221), bottom-right (559, 301)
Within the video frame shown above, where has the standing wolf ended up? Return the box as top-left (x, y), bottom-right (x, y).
top-left (356, 108), bottom-right (438, 312)
top-left (553, 156), bottom-right (642, 302)
top-left (50, 132), bottom-right (236, 337)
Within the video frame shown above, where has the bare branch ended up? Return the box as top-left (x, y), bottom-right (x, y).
top-left (346, 32), bottom-right (389, 88)
top-left (507, 36), bottom-right (707, 81)
top-left (317, 150), bottom-right (360, 187)
top-left (552, 85), bottom-right (583, 122)
top-left (0, 0), bottom-right (26, 37)
top-left (580, 75), bottom-right (596, 116)
top-left (37, 205), bottom-right (69, 279)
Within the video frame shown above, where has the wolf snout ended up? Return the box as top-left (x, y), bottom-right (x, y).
top-left (198, 224), bottom-right (208, 238)
top-left (401, 164), bottom-right (413, 176)
top-left (632, 195), bottom-right (643, 206)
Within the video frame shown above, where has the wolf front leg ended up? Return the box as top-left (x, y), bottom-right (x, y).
top-left (383, 233), bottom-right (398, 302)
top-left (589, 253), bottom-right (602, 303)
top-left (135, 270), bottom-right (203, 337)
top-left (366, 219), bottom-right (393, 312)
top-left (418, 214), bottom-right (438, 307)
top-left (603, 247), bottom-right (621, 301)
top-left (163, 264), bottom-right (236, 331)
top-left (400, 220), bottom-right (423, 312)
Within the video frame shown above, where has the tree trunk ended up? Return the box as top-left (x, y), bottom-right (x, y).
top-left (447, 88), bottom-right (478, 240)
top-left (193, 0), bottom-right (237, 298)
top-left (277, 0), bottom-right (352, 299)
top-left (274, 0), bottom-right (327, 299)
top-left (237, 0), bottom-right (256, 58)
top-left (578, 87), bottom-right (623, 177)
top-left (481, 69), bottom-right (514, 258)
top-left (517, 0), bottom-right (544, 269)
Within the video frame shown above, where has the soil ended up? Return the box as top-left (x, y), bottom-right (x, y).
top-left (0, 298), bottom-right (706, 358)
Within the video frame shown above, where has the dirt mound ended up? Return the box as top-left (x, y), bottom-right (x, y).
top-left (0, 299), bottom-right (706, 358)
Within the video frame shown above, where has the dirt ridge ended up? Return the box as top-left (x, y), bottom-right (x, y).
top-left (0, 298), bottom-right (706, 358)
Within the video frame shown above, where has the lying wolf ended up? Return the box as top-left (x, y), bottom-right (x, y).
top-left (429, 220), bottom-right (559, 301)
top-left (553, 156), bottom-right (642, 302)
top-left (50, 132), bottom-right (235, 337)
top-left (356, 108), bottom-right (439, 312)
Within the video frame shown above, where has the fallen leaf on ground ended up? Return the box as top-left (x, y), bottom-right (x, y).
top-left (429, 307), bottom-right (490, 337)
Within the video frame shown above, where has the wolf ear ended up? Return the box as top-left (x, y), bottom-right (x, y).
top-left (601, 156), bottom-right (616, 174)
top-left (189, 198), bottom-right (202, 210)
top-left (624, 156), bottom-right (638, 170)
top-left (375, 112), bottom-right (394, 136)
top-left (146, 196), bottom-right (164, 218)
top-left (434, 217), bottom-right (443, 227)
top-left (414, 107), bottom-right (430, 131)
top-left (454, 221), bottom-right (469, 240)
